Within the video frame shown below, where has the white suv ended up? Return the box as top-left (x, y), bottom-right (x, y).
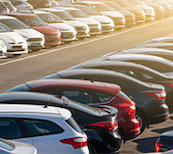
top-left (0, 104), bottom-right (89, 154)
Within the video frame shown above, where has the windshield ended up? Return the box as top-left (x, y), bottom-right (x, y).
top-left (53, 11), bottom-right (75, 21)
top-left (77, 7), bottom-right (101, 15)
top-left (134, 40), bottom-right (155, 48)
top-left (67, 10), bottom-right (88, 18)
top-left (90, 3), bottom-right (114, 11)
top-left (128, 0), bottom-right (144, 5)
top-left (0, 18), bottom-right (29, 29)
top-left (105, 2), bottom-right (123, 10)
top-left (114, 0), bottom-right (134, 7)
top-left (0, 22), bottom-right (12, 32)
top-left (38, 13), bottom-right (64, 23)
top-left (19, 16), bottom-right (47, 26)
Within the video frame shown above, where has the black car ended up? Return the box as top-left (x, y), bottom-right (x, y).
top-left (69, 60), bottom-right (173, 107)
top-left (0, 92), bottom-right (121, 154)
top-left (42, 68), bottom-right (169, 133)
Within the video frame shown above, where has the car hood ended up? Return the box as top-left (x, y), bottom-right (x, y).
top-left (65, 20), bottom-right (87, 27)
top-left (118, 10), bottom-right (135, 16)
top-left (31, 26), bottom-right (58, 34)
top-left (145, 82), bottom-right (165, 91)
top-left (48, 23), bottom-right (74, 31)
top-left (100, 11), bottom-right (124, 17)
top-left (89, 15), bottom-right (113, 23)
top-left (125, 7), bottom-right (144, 13)
top-left (75, 17), bottom-right (99, 24)
top-left (14, 29), bottom-right (43, 39)
top-left (0, 32), bottom-right (24, 43)
top-left (134, 4), bottom-right (153, 10)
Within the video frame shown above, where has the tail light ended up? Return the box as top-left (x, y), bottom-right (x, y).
top-left (60, 137), bottom-right (87, 149)
top-left (90, 121), bottom-right (118, 131)
top-left (45, 2), bottom-right (51, 7)
top-left (2, 8), bottom-right (8, 13)
top-left (155, 140), bottom-right (162, 152)
top-left (26, 5), bottom-right (33, 10)
top-left (52, 1), bottom-right (59, 6)
top-left (148, 92), bottom-right (166, 101)
top-left (165, 83), bottom-right (173, 88)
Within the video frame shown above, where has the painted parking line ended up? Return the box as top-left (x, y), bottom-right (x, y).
top-left (0, 17), bottom-right (172, 67)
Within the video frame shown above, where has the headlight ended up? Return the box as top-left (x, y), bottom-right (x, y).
top-left (159, 6), bottom-right (164, 11)
top-left (98, 23), bottom-right (101, 30)
top-left (85, 25), bottom-right (90, 33)
top-left (0, 39), bottom-right (5, 48)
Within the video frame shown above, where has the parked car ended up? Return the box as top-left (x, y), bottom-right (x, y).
top-left (27, 0), bottom-right (57, 8)
top-left (2, 13), bottom-right (61, 47)
top-left (0, 2), bottom-right (9, 13)
top-left (37, 8), bottom-right (90, 39)
top-left (42, 69), bottom-right (169, 133)
top-left (0, 138), bottom-right (37, 154)
top-left (155, 131), bottom-right (173, 152)
top-left (32, 10), bottom-right (77, 43)
top-left (71, 1), bottom-right (126, 29)
top-left (69, 5), bottom-right (115, 33)
top-left (10, 0), bottom-right (33, 11)
top-left (0, 92), bottom-right (121, 154)
top-left (57, 6), bottom-right (102, 35)
top-left (7, 79), bottom-right (140, 140)
top-left (101, 1), bottom-right (136, 26)
top-left (0, 15), bottom-right (44, 51)
top-left (0, 21), bottom-right (28, 56)
top-left (2, 1), bottom-right (17, 12)
top-left (0, 102), bottom-right (89, 154)
top-left (142, 0), bottom-right (164, 19)
top-left (111, 0), bottom-right (146, 24)
top-left (69, 60), bottom-right (173, 107)
top-left (0, 38), bottom-right (7, 58)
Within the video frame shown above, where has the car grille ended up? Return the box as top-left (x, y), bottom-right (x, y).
top-left (77, 32), bottom-right (86, 35)
top-left (46, 37), bottom-right (58, 43)
top-left (101, 22), bottom-right (111, 24)
top-left (76, 26), bottom-right (86, 30)
top-left (88, 24), bottom-right (98, 27)
top-left (27, 38), bottom-right (43, 42)
top-left (112, 17), bottom-right (124, 25)
top-left (125, 16), bottom-right (135, 23)
top-left (44, 33), bottom-right (58, 36)
top-left (61, 32), bottom-right (74, 39)
top-left (102, 26), bottom-right (113, 30)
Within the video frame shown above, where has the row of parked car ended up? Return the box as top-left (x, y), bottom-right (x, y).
top-left (0, 0), bottom-right (172, 58)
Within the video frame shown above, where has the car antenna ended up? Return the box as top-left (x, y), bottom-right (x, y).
top-left (91, 70), bottom-right (102, 82)
top-left (43, 97), bottom-right (54, 108)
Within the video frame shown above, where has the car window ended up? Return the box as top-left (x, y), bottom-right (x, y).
top-left (23, 119), bottom-right (64, 136)
top-left (94, 92), bottom-right (113, 102)
top-left (115, 69), bottom-right (138, 78)
top-left (61, 90), bottom-right (93, 104)
top-left (0, 119), bottom-right (21, 139)
top-left (140, 72), bottom-right (154, 80)
top-left (11, 1), bottom-right (23, 6)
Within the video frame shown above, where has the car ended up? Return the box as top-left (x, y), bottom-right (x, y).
top-left (0, 38), bottom-right (7, 58)
top-left (142, 0), bottom-right (164, 19)
top-left (71, 1), bottom-right (126, 29)
top-left (0, 21), bottom-right (28, 56)
top-left (37, 8), bottom-right (90, 39)
top-left (0, 15), bottom-right (44, 51)
top-left (161, 0), bottom-right (173, 13)
top-left (0, 102), bottom-right (89, 154)
top-left (10, 0), bottom-right (33, 11)
top-left (2, 1), bottom-right (17, 12)
top-left (42, 69), bottom-right (169, 133)
top-left (111, 0), bottom-right (146, 24)
top-left (0, 2), bottom-right (9, 13)
top-left (0, 92), bottom-right (121, 154)
top-left (7, 78), bottom-right (140, 140)
top-left (101, 1), bottom-right (136, 27)
top-left (97, 53), bottom-right (173, 75)
top-left (69, 60), bottom-right (173, 107)
top-left (27, 0), bottom-right (57, 9)
top-left (32, 10), bottom-right (77, 43)
top-left (155, 131), bottom-right (173, 152)
top-left (127, 0), bottom-right (155, 21)
top-left (69, 5), bottom-right (115, 33)
top-left (56, 6), bottom-right (102, 36)
top-left (2, 13), bottom-right (61, 47)
top-left (0, 138), bottom-right (37, 154)
top-left (135, 37), bottom-right (173, 50)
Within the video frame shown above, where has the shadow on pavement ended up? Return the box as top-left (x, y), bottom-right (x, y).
top-left (132, 137), bottom-right (158, 153)
top-left (151, 126), bottom-right (173, 134)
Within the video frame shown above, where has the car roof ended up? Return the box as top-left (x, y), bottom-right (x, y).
top-left (0, 12), bottom-right (37, 17)
top-left (74, 1), bottom-right (104, 4)
top-left (26, 78), bottom-right (121, 95)
top-left (0, 15), bottom-right (16, 19)
top-left (37, 8), bottom-right (65, 12)
top-left (32, 10), bottom-right (50, 14)
top-left (152, 37), bottom-right (173, 42)
top-left (57, 6), bottom-right (79, 11)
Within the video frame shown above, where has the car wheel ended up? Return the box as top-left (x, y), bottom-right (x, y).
top-left (135, 111), bottom-right (146, 134)
top-left (88, 144), bottom-right (96, 154)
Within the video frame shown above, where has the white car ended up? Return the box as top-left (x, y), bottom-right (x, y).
top-left (0, 15), bottom-right (44, 51)
top-left (0, 21), bottom-right (28, 55)
top-left (127, 0), bottom-right (155, 21)
top-left (0, 104), bottom-right (89, 154)
top-left (57, 6), bottom-right (102, 35)
top-left (33, 10), bottom-right (77, 43)
top-left (38, 8), bottom-right (90, 39)
top-left (10, 0), bottom-right (33, 11)
top-left (72, 1), bottom-right (126, 29)
top-left (72, 5), bottom-right (115, 33)
top-left (0, 138), bottom-right (37, 154)
top-left (0, 38), bottom-right (7, 58)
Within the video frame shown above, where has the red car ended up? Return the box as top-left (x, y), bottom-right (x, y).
top-left (7, 79), bottom-right (140, 140)
top-left (1, 13), bottom-right (61, 47)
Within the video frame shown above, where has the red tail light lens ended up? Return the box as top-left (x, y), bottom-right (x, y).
top-left (60, 137), bottom-right (87, 149)
top-left (155, 140), bottom-right (162, 152)
top-left (148, 92), bottom-right (166, 101)
top-left (90, 121), bottom-right (118, 131)
top-left (165, 83), bottom-right (173, 88)
top-left (2, 8), bottom-right (8, 13)
top-left (52, 1), bottom-right (59, 6)
top-left (45, 2), bottom-right (51, 7)
top-left (26, 5), bottom-right (33, 10)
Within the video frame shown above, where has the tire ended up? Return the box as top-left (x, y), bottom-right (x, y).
top-left (88, 144), bottom-right (96, 154)
top-left (135, 111), bottom-right (147, 134)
